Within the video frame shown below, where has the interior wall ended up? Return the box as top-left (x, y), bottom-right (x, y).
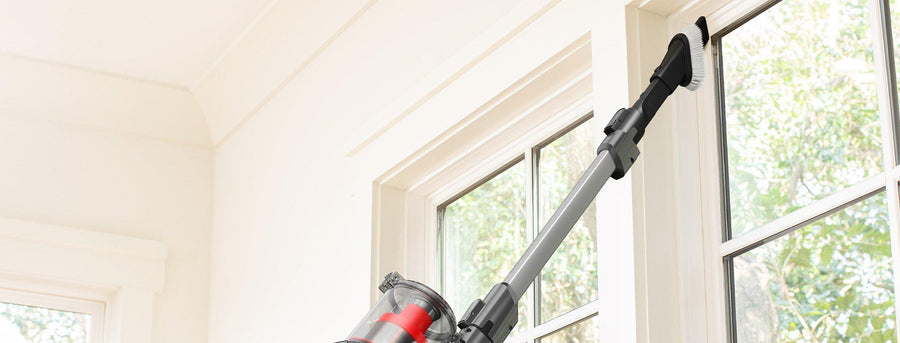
top-left (0, 54), bottom-right (213, 343)
top-left (0, 1), bottom-right (702, 343)
top-left (208, 0), bottom-right (631, 342)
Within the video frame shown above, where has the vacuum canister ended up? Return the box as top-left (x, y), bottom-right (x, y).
top-left (345, 274), bottom-right (456, 343)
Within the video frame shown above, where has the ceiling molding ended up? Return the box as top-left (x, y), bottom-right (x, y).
top-left (0, 51), bottom-right (189, 91)
top-left (0, 53), bottom-right (212, 146)
top-left (189, 0), bottom-right (283, 91)
top-left (191, 0), bottom-right (378, 146)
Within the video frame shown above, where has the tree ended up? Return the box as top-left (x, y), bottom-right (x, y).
top-left (724, 0), bottom-right (895, 341)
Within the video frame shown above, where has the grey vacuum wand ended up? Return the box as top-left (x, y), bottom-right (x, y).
top-left (342, 16), bottom-right (709, 343)
top-left (456, 17), bottom-right (709, 343)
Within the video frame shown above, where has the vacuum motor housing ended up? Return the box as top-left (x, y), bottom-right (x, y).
top-left (344, 275), bottom-right (456, 343)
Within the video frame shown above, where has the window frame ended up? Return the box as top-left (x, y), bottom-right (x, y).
top-left (666, 0), bottom-right (900, 341)
top-left (0, 216), bottom-right (168, 343)
top-left (370, 33), bottom-right (643, 341)
top-left (435, 113), bottom-right (598, 342)
top-left (0, 287), bottom-right (105, 342)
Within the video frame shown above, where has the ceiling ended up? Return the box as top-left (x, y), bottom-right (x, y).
top-left (0, 0), bottom-right (277, 88)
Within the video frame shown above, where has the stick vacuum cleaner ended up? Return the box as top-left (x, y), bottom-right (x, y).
top-left (339, 16), bottom-right (710, 343)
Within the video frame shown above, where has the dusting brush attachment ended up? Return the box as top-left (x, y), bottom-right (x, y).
top-left (597, 16), bottom-right (710, 180)
top-left (652, 16), bottom-right (709, 93)
top-left (681, 17), bottom-right (709, 90)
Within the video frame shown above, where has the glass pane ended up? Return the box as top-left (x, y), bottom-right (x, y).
top-left (443, 160), bottom-right (529, 333)
top-left (733, 192), bottom-right (895, 342)
top-left (721, 0), bottom-right (883, 236)
top-left (538, 118), bottom-right (598, 322)
top-left (0, 302), bottom-right (91, 343)
top-left (537, 314), bottom-right (600, 343)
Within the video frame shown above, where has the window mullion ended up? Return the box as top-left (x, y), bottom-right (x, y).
top-left (872, 0), bottom-right (900, 166)
top-left (871, 1), bottom-right (900, 341)
top-left (874, 0), bottom-right (900, 166)
top-left (524, 148), bottom-right (538, 339)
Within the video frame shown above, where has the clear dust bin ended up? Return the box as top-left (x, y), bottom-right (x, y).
top-left (346, 275), bottom-right (456, 343)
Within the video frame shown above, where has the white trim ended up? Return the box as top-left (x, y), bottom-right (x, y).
top-left (0, 217), bottom-right (167, 261)
top-left (0, 217), bottom-right (167, 343)
top-left (189, 0), bottom-right (282, 91)
top-left (425, 93), bottom-right (593, 206)
top-left (891, 165), bottom-right (900, 181)
top-left (523, 143), bottom-right (538, 336)
top-left (506, 300), bottom-right (600, 342)
top-left (719, 176), bottom-right (885, 257)
top-left (871, 0), bottom-right (900, 338)
top-left (0, 217), bottom-right (167, 292)
top-left (665, 1), bottom-right (789, 341)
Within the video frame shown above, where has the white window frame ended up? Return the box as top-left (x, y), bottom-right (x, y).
top-left (0, 286), bottom-right (105, 342)
top-left (0, 217), bottom-right (167, 343)
top-left (665, 0), bottom-right (900, 341)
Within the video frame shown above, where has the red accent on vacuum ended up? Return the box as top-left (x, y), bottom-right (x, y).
top-left (377, 304), bottom-right (433, 343)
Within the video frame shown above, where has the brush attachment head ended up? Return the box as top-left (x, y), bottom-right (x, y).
top-left (650, 16), bottom-right (710, 93)
top-left (681, 16), bottom-right (709, 91)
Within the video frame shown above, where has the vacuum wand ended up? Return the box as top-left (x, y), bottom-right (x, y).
top-left (503, 151), bottom-right (617, 299)
top-left (455, 17), bottom-right (709, 343)
top-left (505, 16), bottom-right (710, 301)
top-left (340, 16), bottom-right (709, 343)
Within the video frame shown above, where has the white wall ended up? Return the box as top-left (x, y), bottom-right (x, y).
top-left (0, 54), bottom-right (212, 343)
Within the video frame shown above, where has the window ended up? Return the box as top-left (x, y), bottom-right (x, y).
top-left (712, 0), bottom-right (900, 341)
top-left (438, 114), bottom-right (600, 342)
top-left (0, 288), bottom-right (104, 343)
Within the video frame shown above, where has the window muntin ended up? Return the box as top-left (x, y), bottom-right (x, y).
top-left (891, 0), bottom-right (900, 112)
top-left (720, 0), bottom-right (883, 238)
top-left (439, 115), bottom-right (598, 341)
top-left (536, 314), bottom-right (600, 343)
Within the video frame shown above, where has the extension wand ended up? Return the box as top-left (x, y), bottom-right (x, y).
top-left (339, 16), bottom-right (710, 343)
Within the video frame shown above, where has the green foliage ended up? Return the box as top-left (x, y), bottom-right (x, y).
top-left (724, 0), bottom-right (896, 342)
top-left (0, 302), bottom-right (89, 343)
top-left (735, 194), bottom-right (895, 342)
top-left (723, 0), bottom-right (882, 235)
